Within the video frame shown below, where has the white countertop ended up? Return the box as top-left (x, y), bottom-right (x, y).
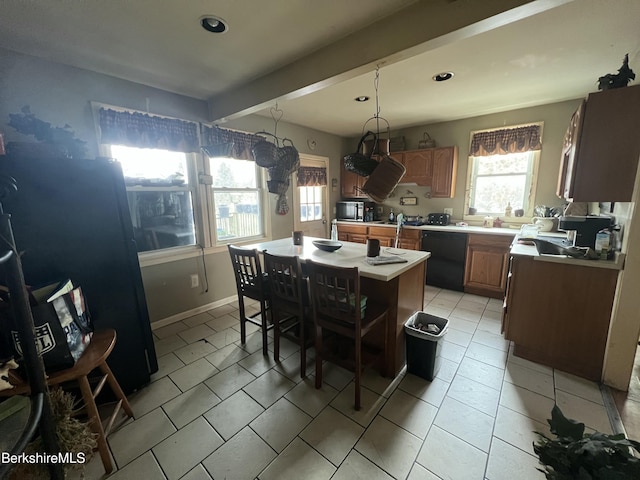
top-left (246, 236), bottom-right (430, 282)
top-left (510, 239), bottom-right (625, 270)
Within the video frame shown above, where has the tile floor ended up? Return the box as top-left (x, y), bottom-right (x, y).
top-left (75, 286), bottom-right (620, 480)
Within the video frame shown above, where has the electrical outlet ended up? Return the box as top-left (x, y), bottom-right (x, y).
top-left (444, 207), bottom-right (453, 216)
top-left (190, 274), bottom-right (199, 288)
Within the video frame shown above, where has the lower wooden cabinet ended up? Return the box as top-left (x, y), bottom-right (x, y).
top-left (335, 224), bottom-right (420, 250)
top-left (502, 255), bottom-right (617, 381)
top-left (464, 234), bottom-right (513, 298)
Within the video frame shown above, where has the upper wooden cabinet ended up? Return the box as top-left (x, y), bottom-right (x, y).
top-left (432, 147), bottom-right (458, 198)
top-left (340, 159), bottom-right (368, 199)
top-left (395, 150), bottom-right (433, 185)
top-left (558, 85), bottom-right (640, 202)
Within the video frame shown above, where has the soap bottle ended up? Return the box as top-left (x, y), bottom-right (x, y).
top-left (330, 219), bottom-right (338, 241)
top-left (504, 202), bottom-right (512, 217)
top-left (389, 209), bottom-right (395, 222)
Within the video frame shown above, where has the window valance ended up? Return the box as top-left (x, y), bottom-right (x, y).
top-left (297, 166), bottom-right (327, 187)
top-left (470, 124), bottom-right (541, 156)
top-left (98, 108), bottom-right (199, 152)
top-left (201, 125), bottom-right (263, 161)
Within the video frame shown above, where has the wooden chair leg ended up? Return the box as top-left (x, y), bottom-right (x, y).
top-left (274, 312), bottom-right (281, 362)
top-left (315, 325), bottom-right (323, 389)
top-left (355, 336), bottom-right (362, 411)
top-left (299, 319), bottom-right (306, 378)
top-left (260, 299), bottom-right (269, 356)
top-left (238, 297), bottom-right (247, 345)
top-left (78, 375), bottom-right (112, 474)
top-left (99, 361), bottom-right (133, 418)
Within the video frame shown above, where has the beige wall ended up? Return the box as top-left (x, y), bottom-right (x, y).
top-left (348, 100), bottom-right (582, 221)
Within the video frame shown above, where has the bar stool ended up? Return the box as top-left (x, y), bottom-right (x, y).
top-left (1, 329), bottom-right (133, 474)
top-left (228, 245), bottom-right (272, 355)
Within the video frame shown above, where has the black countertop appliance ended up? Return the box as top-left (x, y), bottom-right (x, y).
top-left (426, 213), bottom-right (451, 226)
top-left (0, 155), bottom-right (158, 393)
top-left (558, 215), bottom-right (613, 249)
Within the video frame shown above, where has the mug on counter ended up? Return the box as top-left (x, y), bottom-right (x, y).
top-left (367, 238), bottom-right (381, 257)
top-left (292, 231), bottom-right (304, 245)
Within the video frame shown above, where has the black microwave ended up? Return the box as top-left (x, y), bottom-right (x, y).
top-left (336, 201), bottom-right (376, 222)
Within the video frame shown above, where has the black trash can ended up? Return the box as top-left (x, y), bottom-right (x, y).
top-left (405, 312), bottom-right (448, 381)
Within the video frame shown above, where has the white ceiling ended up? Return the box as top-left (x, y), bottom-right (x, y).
top-left (1, 0), bottom-right (639, 137)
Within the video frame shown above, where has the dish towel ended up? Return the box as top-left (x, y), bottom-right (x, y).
top-left (365, 255), bottom-right (408, 265)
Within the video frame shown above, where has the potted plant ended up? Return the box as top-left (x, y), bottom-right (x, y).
top-left (534, 404), bottom-right (640, 479)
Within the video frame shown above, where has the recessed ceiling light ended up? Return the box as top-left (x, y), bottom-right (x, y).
top-left (432, 72), bottom-right (454, 82)
top-left (355, 96), bottom-right (369, 102)
top-left (201, 16), bottom-right (228, 33)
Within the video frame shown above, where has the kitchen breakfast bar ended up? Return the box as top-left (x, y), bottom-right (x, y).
top-left (246, 237), bottom-right (430, 377)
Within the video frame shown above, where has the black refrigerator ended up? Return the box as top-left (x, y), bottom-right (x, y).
top-left (0, 153), bottom-right (158, 393)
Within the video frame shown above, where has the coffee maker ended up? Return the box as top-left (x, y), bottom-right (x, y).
top-left (558, 216), bottom-right (613, 248)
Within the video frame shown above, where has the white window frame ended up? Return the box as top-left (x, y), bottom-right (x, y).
top-left (464, 124), bottom-right (542, 223)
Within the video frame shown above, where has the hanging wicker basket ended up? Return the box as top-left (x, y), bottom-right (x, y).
top-left (361, 155), bottom-right (406, 203)
top-left (343, 131), bottom-right (380, 177)
top-left (418, 132), bottom-right (436, 149)
top-left (252, 139), bottom-right (278, 167)
top-left (267, 179), bottom-right (290, 195)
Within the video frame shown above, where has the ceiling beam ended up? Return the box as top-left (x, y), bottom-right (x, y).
top-left (208, 0), bottom-right (572, 123)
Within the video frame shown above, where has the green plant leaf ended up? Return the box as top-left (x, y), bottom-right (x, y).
top-left (549, 404), bottom-right (585, 440)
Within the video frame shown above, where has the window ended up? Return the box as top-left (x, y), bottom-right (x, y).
top-left (299, 186), bottom-right (323, 222)
top-left (467, 151), bottom-right (538, 216)
top-left (210, 156), bottom-right (263, 242)
top-left (111, 145), bottom-right (197, 253)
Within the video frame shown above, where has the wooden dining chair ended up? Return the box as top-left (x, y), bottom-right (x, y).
top-left (228, 245), bottom-right (272, 355)
top-left (305, 260), bottom-right (389, 410)
top-left (263, 251), bottom-right (312, 378)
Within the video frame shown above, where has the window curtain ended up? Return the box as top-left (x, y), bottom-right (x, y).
top-left (201, 125), bottom-right (263, 161)
top-left (470, 124), bottom-right (541, 156)
top-left (297, 166), bottom-right (327, 186)
top-left (98, 108), bottom-right (199, 152)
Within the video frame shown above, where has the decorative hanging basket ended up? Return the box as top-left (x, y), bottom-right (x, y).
top-left (252, 138), bottom-right (278, 167)
top-left (361, 155), bottom-right (406, 203)
top-left (267, 179), bottom-right (290, 195)
top-left (418, 131), bottom-right (436, 149)
top-left (343, 131), bottom-right (380, 177)
top-left (277, 140), bottom-right (300, 173)
top-left (361, 116), bottom-right (391, 156)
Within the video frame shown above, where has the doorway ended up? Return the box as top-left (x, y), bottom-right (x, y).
top-left (293, 154), bottom-right (330, 239)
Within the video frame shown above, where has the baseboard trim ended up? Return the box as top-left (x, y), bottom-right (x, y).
top-left (151, 294), bottom-right (238, 330)
top-left (600, 384), bottom-right (628, 437)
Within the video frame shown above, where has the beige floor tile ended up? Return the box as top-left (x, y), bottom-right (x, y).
top-left (485, 437), bottom-right (545, 480)
top-left (331, 450), bottom-right (394, 480)
top-left (457, 356), bottom-right (504, 391)
top-left (243, 369), bottom-right (296, 408)
top-left (202, 427), bottom-right (276, 480)
top-left (129, 376), bottom-right (181, 417)
top-left (331, 383), bottom-right (386, 427)
top-left (481, 308), bottom-right (503, 320)
top-left (162, 383), bottom-right (221, 429)
top-left (436, 357), bottom-right (459, 383)
top-left (258, 437), bottom-right (336, 480)
top-left (208, 303), bottom-right (238, 318)
top-left (250, 398), bottom-right (312, 452)
top-left (423, 305), bottom-right (453, 318)
top-left (499, 382), bottom-right (556, 425)
top-left (173, 339), bottom-right (217, 364)
top-left (284, 377), bottom-right (339, 416)
top-left (433, 290), bottom-right (463, 302)
top-left (300, 407), bottom-right (364, 466)
top-left (237, 329), bottom-right (271, 354)
top-left (477, 317), bottom-right (502, 335)
top-left (237, 348), bottom-right (278, 377)
top-left (361, 367), bottom-right (404, 397)
top-left (153, 417), bottom-right (224, 480)
top-left (399, 374), bottom-right (450, 408)
top-left (472, 329), bottom-right (510, 352)
top-left (205, 343), bottom-right (250, 371)
top-left (380, 389), bottom-right (438, 439)
top-left (465, 341), bottom-right (508, 369)
top-left (150, 352), bottom-right (185, 383)
top-left (153, 321), bottom-right (190, 339)
top-left (183, 312), bottom-right (217, 328)
top-left (450, 306), bottom-right (482, 322)
top-left (169, 357), bottom-right (219, 392)
top-left (461, 293), bottom-right (489, 305)
top-left (267, 336), bottom-right (301, 360)
top-left (429, 297), bottom-right (459, 311)
top-left (180, 464), bottom-right (213, 480)
top-left (493, 405), bottom-right (550, 456)
top-left (434, 396), bottom-right (494, 452)
top-left (107, 451), bottom-right (166, 480)
top-left (444, 327), bottom-right (474, 347)
top-left (178, 324), bottom-right (216, 345)
top-left (447, 374), bottom-right (500, 416)
top-left (154, 334), bottom-right (188, 357)
top-left (319, 363), bottom-right (354, 390)
top-left (507, 346), bottom-right (553, 375)
top-left (417, 425), bottom-right (487, 480)
top-left (457, 298), bottom-right (487, 312)
top-left (439, 339), bottom-right (466, 363)
top-left (555, 390), bottom-right (613, 434)
top-left (554, 370), bottom-right (605, 405)
top-left (108, 408), bottom-right (176, 468)
top-left (204, 363), bottom-right (256, 400)
top-left (485, 298), bottom-right (504, 311)
top-left (206, 313), bottom-right (239, 331)
top-left (355, 416), bottom-right (422, 478)
top-left (407, 462), bottom-right (442, 480)
top-left (274, 348), bottom-right (315, 380)
top-left (204, 389), bottom-right (264, 440)
top-left (504, 362), bottom-right (555, 399)
top-left (205, 327), bottom-right (241, 349)
top-left (446, 315), bottom-right (479, 334)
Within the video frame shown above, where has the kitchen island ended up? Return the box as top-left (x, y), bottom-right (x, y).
top-left (247, 236), bottom-right (430, 377)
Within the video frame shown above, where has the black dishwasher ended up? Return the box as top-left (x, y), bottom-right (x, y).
top-left (421, 231), bottom-right (467, 291)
